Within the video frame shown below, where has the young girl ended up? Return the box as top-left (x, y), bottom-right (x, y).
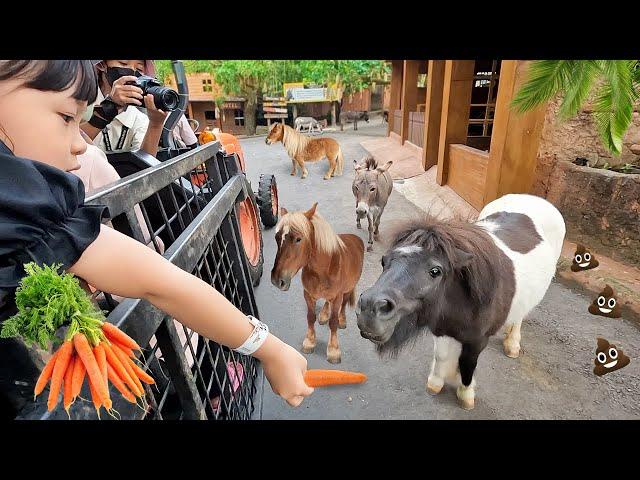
top-left (0, 60), bottom-right (313, 414)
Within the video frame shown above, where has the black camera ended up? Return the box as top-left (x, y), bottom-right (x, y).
top-left (127, 75), bottom-right (179, 111)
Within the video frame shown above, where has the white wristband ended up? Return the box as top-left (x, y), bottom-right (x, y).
top-left (233, 315), bottom-right (269, 356)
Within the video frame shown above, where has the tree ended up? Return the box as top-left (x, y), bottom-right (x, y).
top-left (512, 60), bottom-right (640, 155)
top-left (154, 60), bottom-right (389, 135)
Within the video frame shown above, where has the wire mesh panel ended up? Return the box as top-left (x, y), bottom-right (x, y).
top-left (16, 143), bottom-right (262, 420)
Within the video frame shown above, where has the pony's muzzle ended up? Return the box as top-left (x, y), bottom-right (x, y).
top-left (271, 272), bottom-right (291, 291)
top-left (265, 138), bottom-right (270, 145)
top-left (356, 290), bottom-right (396, 341)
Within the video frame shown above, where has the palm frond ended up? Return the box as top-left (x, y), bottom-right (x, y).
top-left (592, 60), bottom-right (636, 155)
top-left (557, 61), bottom-right (598, 121)
top-left (511, 60), bottom-right (581, 113)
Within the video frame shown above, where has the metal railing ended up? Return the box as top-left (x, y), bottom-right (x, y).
top-left (17, 142), bottom-right (263, 420)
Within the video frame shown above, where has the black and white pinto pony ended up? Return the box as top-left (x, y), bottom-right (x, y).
top-left (356, 194), bottom-right (565, 410)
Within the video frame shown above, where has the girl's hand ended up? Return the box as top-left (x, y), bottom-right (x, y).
top-left (255, 335), bottom-right (314, 407)
top-left (110, 75), bottom-right (144, 108)
top-left (143, 94), bottom-right (169, 127)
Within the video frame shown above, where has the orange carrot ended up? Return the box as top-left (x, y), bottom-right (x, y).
top-left (101, 323), bottom-right (140, 351)
top-left (63, 355), bottom-right (74, 414)
top-left (88, 375), bottom-right (103, 417)
top-left (71, 356), bottom-right (86, 400)
top-left (126, 356), bottom-right (155, 385)
top-left (94, 343), bottom-right (108, 392)
top-left (74, 333), bottom-right (111, 411)
top-left (303, 369), bottom-right (368, 388)
top-left (34, 350), bottom-right (59, 398)
top-left (107, 364), bottom-right (137, 404)
top-left (103, 342), bottom-right (141, 397)
top-left (47, 340), bottom-right (74, 411)
top-left (111, 343), bottom-right (144, 395)
top-left (110, 340), bottom-right (134, 358)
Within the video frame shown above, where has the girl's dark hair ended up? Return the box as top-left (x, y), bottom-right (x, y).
top-left (0, 60), bottom-right (97, 104)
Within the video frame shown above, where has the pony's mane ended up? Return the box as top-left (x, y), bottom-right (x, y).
top-left (276, 210), bottom-right (345, 254)
top-left (389, 215), bottom-right (503, 306)
top-left (282, 125), bottom-right (311, 158)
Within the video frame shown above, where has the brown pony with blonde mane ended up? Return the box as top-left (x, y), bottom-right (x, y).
top-left (271, 203), bottom-right (364, 363)
top-left (265, 123), bottom-right (344, 180)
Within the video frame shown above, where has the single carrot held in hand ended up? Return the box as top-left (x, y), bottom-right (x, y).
top-left (102, 323), bottom-right (141, 351)
top-left (303, 369), bottom-right (368, 388)
top-left (63, 355), bottom-right (74, 415)
top-left (34, 350), bottom-right (59, 398)
top-left (47, 340), bottom-right (74, 411)
top-left (74, 333), bottom-right (111, 410)
top-left (71, 356), bottom-right (86, 401)
top-left (107, 364), bottom-right (137, 404)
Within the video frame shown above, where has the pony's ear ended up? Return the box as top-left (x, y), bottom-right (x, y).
top-left (453, 248), bottom-right (474, 268)
top-left (280, 206), bottom-right (288, 216)
top-left (376, 161), bottom-right (393, 173)
top-left (304, 202), bottom-right (318, 219)
top-left (354, 160), bottom-right (363, 171)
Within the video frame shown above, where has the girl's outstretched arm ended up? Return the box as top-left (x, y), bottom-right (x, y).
top-left (68, 225), bottom-right (314, 406)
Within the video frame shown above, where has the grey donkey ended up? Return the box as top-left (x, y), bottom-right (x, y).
top-left (352, 155), bottom-right (393, 252)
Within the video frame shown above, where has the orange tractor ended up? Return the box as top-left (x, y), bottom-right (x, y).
top-left (197, 129), bottom-right (278, 287)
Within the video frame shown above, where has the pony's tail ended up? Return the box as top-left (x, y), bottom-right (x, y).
top-left (336, 148), bottom-right (344, 176)
top-left (347, 288), bottom-right (356, 308)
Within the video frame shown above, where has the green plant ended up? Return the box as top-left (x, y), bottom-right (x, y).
top-left (512, 60), bottom-right (640, 155)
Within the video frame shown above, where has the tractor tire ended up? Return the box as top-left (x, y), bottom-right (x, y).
top-left (257, 174), bottom-right (279, 229)
top-left (236, 183), bottom-right (264, 287)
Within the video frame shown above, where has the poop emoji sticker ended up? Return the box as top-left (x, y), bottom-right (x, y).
top-left (593, 337), bottom-right (630, 376)
top-left (571, 244), bottom-right (599, 272)
top-left (588, 284), bottom-right (622, 318)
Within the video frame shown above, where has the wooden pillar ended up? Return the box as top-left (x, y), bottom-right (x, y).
top-left (422, 60), bottom-right (445, 170)
top-left (331, 102), bottom-right (336, 126)
top-left (436, 60), bottom-right (475, 185)
top-left (483, 61), bottom-right (548, 205)
top-left (293, 104), bottom-right (298, 120)
top-left (387, 60), bottom-right (403, 136)
top-left (187, 102), bottom-right (194, 120)
top-left (400, 60), bottom-right (420, 144)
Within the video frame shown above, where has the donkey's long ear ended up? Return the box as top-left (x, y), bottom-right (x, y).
top-left (280, 206), bottom-right (288, 216)
top-left (354, 159), bottom-right (362, 171)
top-left (304, 202), bottom-right (318, 219)
top-left (376, 161), bottom-right (393, 173)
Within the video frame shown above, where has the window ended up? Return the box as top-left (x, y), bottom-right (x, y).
top-left (468, 60), bottom-right (501, 140)
top-left (202, 78), bottom-right (213, 92)
top-left (234, 109), bottom-right (244, 127)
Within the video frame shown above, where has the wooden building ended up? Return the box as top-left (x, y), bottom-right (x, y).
top-left (386, 60), bottom-right (547, 210)
top-left (167, 72), bottom-right (247, 136)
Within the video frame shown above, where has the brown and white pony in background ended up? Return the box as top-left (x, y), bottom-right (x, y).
top-left (271, 203), bottom-right (364, 363)
top-left (356, 194), bottom-right (566, 410)
top-left (266, 123), bottom-right (344, 180)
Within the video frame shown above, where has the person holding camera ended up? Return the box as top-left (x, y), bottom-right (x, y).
top-left (81, 60), bottom-right (172, 158)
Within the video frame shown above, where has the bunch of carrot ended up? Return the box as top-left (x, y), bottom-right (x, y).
top-left (35, 322), bottom-right (155, 418)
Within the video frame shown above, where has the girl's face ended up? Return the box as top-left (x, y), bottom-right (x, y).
top-left (0, 79), bottom-right (88, 172)
top-left (106, 60), bottom-right (146, 75)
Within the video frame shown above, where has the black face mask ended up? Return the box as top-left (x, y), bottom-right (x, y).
top-left (104, 66), bottom-right (142, 86)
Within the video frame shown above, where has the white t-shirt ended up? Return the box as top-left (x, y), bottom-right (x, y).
top-left (92, 89), bottom-right (149, 153)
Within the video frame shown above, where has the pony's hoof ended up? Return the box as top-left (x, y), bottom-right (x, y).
top-left (503, 344), bottom-right (520, 358)
top-left (426, 381), bottom-right (443, 395)
top-left (357, 224), bottom-right (362, 230)
top-left (456, 385), bottom-right (475, 410)
top-left (323, 175), bottom-right (331, 180)
top-left (327, 351), bottom-right (342, 364)
top-left (290, 172), bottom-right (296, 176)
top-left (302, 339), bottom-right (316, 354)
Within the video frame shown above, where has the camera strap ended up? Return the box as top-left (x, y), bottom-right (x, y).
top-left (101, 126), bottom-right (129, 152)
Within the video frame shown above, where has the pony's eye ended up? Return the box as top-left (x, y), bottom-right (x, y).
top-left (597, 296), bottom-right (606, 307)
top-left (584, 253), bottom-right (591, 262)
top-left (381, 256), bottom-right (387, 268)
top-left (609, 348), bottom-right (618, 359)
top-left (295, 237), bottom-right (302, 243)
top-left (608, 298), bottom-right (616, 308)
top-left (370, 187), bottom-right (376, 192)
top-left (429, 267), bottom-right (441, 278)
top-left (575, 254), bottom-right (582, 263)
top-left (597, 352), bottom-right (607, 363)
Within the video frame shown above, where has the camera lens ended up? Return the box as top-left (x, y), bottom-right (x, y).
top-left (146, 85), bottom-right (179, 111)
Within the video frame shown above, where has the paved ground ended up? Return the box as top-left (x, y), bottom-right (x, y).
top-left (242, 122), bottom-right (640, 419)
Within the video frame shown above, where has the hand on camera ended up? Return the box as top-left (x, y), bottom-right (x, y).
top-left (143, 94), bottom-right (168, 126)
top-left (109, 75), bottom-right (144, 108)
